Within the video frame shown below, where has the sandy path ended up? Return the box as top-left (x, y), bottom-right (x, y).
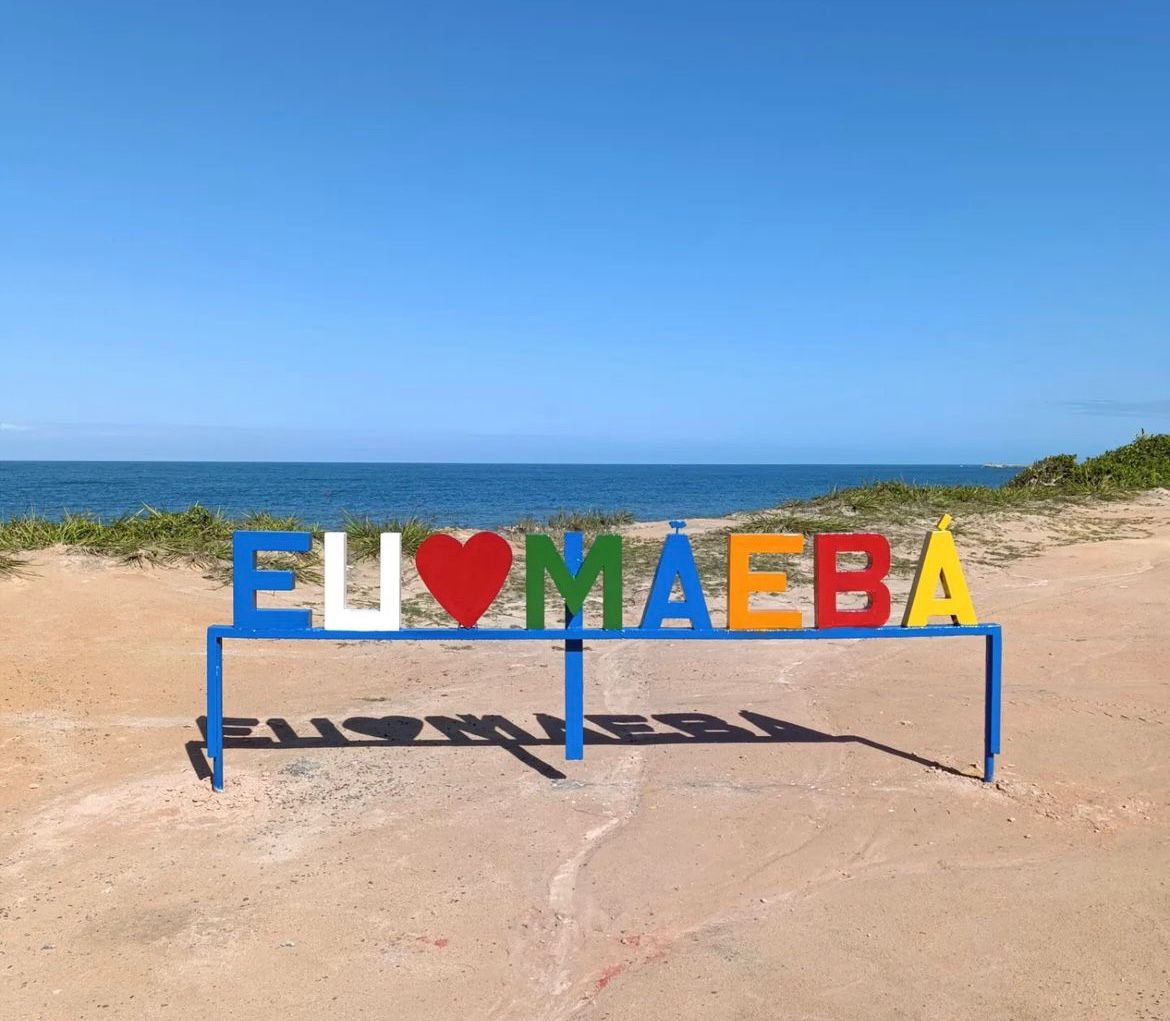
top-left (1, 503), bottom-right (1168, 1020)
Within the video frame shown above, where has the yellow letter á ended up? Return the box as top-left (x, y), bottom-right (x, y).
top-left (902, 515), bottom-right (978, 626)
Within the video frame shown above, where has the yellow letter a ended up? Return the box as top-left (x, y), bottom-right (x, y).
top-left (902, 515), bottom-right (978, 626)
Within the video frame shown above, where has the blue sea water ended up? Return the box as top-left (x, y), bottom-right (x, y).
top-left (0, 462), bottom-right (1019, 529)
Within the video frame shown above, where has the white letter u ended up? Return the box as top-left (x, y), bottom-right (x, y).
top-left (323, 532), bottom-right (401, 631)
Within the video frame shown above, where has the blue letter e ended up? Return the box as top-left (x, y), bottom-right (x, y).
top-left (232, 530), bottom-right (312, 631)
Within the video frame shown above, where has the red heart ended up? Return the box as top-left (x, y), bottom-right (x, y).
top-left (415, 532), bottom-right (514, 628)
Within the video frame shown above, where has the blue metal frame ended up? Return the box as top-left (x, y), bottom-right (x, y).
top-left (204, 619), bottom-right (1003, 792)
top-left (563, 531), bottom-right (585, 761)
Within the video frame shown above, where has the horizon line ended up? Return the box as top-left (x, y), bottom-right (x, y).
top-left (0, 458), bottom-right (1027, 467)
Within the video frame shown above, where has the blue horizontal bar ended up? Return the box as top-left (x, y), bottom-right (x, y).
top-left (210, 623), bottom-right (1000, 642)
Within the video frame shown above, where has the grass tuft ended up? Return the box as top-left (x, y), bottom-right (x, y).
top-left (0, 504), bottom-right (434, 578)
top-left (343, 515), bottom-right (433, 557)
top-left (0, 552), bottom-right (26, 577)
top-left (510, 508), bottom-right (636, 533)
top-left (0, 505), bottom-right (235, 566)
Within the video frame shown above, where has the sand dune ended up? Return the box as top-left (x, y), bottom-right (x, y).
top-left (2, 498), bottom-right (1168, 1020)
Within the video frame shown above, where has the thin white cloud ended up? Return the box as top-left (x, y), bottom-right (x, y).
top-left (0, 422), bottom-right (32, 431)
top-left (1061, 400), bottom-right (1170, 418)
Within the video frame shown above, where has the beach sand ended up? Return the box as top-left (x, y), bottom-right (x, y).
top-left (2, 496), bottom-right (1168, 1019)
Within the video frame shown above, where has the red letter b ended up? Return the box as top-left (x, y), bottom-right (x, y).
top-left (814, 533), bottom-right (891, 629)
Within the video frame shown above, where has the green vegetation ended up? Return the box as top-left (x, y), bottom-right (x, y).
top-left (741, 433), bottom-right (1169, 537)
top-left (742, 479), bottom-right (1086, 535)
top-left (509, 508), bottom-right (636, 533)
top-left (0, 435), bottom-right (1165, 583)
top-left (0, 504), bottom-right (433, 577)
top-left (1005, 453), bottom-right (1081, 489)
top-left (1009, 431), bottom-right (1170, 490)
top-left (340, 514), bottom-right (432, 558)
top-left (0, 506), bottom-right (236, 567)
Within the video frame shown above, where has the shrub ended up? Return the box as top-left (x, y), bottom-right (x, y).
top-left (1079, 432), bottom-right (1170, 488)
top-left (1007, 454), bottom-right (1081, 488)
top-left (1008, 433), bottom-right (1170, 490)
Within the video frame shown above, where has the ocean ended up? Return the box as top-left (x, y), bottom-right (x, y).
top-left (0, 462), bottom-right (1019, 529)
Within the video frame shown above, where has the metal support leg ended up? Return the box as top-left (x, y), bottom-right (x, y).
top-left (984, 627), bottom-right (1002, 783)
top-left (564, 532), bottom-right (584, 761)
top-left (207, 631), bottom-right (224, 791)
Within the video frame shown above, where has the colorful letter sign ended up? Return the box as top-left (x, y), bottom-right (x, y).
top-left (231, 517), bottom-right (980, 631)
top-left (209, 515), bottom-right (1002, 793)
top-left (902, 515), bottom-right (978, 626)
top-left (640, 524), bottom-right (712, 630)
top-left (232, 530), bottom-right (312, 631)
top-left (525, 533), bottom-right (623, 629)
top-left (813, 533), bottom-right (892, 628)
top-left (324, 531), bottom-right (401, 631)
top-left (416, 532), bottom-right (513, 628)
top-left (727, 533), bottom-right (804, 630)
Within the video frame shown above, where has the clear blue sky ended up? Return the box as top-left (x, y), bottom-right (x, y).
top-left (2, 1), bottom-right (1167, 463)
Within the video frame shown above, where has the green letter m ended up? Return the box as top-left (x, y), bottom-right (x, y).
top-left (525, 534), bottom-right (623, 630)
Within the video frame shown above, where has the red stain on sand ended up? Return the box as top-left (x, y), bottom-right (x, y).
top-left (416, 936), bottom-right (450, 949)
top-left (595, 963), bottom-right (625, 992)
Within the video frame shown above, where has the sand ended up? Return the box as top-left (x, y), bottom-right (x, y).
top-left (1, 497), bottom-right (1168, 1020)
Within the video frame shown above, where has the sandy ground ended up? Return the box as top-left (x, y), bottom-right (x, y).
top-left (2, 499), bottom-right (1168, 1020)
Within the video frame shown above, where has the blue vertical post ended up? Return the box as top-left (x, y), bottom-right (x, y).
top-left (207, 630), bottom-right (225, 791)
top-left (563, 531), bottom-right (585, 761)
top-left (983, 626), bottom-right (1002, 783)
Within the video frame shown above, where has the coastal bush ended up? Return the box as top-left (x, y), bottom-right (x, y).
top-left (1078, 432), bottom-right (1170, 488)
top-left (1007, 433), bottom-right (1170, 490)
top-left (1006, 454), bottom-right (1081, 489)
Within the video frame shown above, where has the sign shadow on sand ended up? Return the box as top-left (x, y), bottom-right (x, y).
top-left (186, 709), bottom-right (972, 783)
